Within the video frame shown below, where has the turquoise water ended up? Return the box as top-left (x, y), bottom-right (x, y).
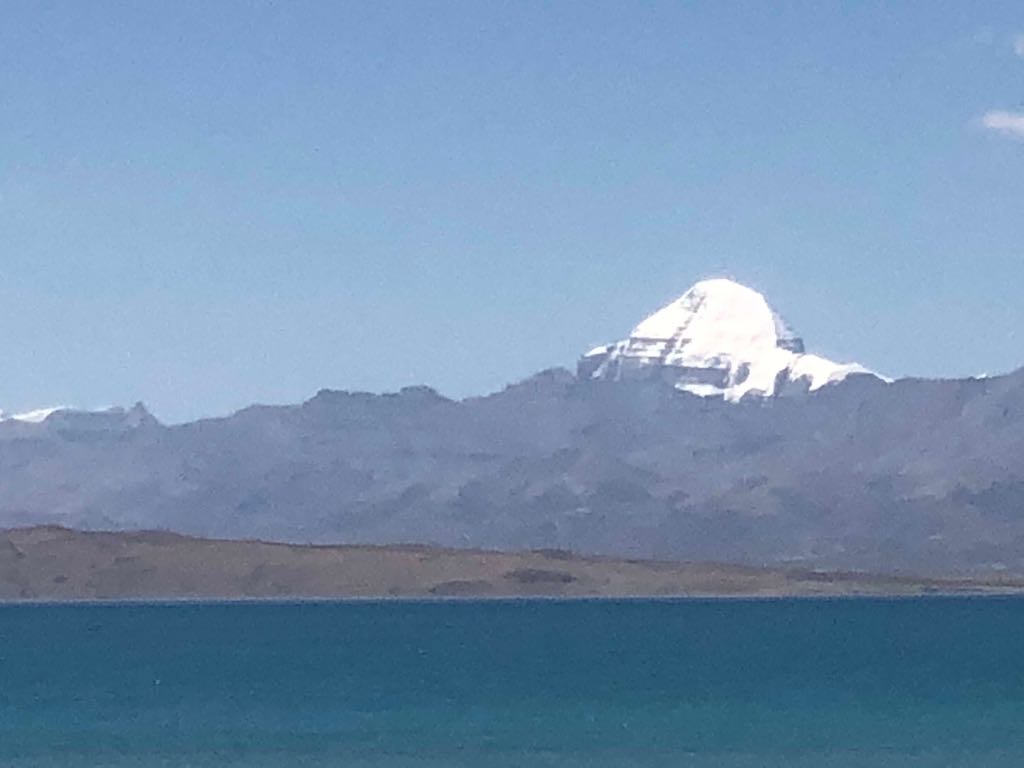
top-left (1, 598), bottom-right (1023, 766)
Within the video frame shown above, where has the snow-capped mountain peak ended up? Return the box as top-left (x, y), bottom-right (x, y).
top-left (579, 278), bottom-right (879, 399)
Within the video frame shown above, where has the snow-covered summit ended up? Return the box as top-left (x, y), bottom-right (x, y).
top-left (579, 278), bottom-right (879, 400)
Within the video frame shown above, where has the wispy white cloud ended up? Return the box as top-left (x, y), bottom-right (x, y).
top-left (1014, 34), bottom-right (1024, 57)
top-left (981, 110), bottom-right (1024, 139)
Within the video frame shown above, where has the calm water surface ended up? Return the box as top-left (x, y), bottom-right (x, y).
top-left (1, 598), bottom-right (1023, 766)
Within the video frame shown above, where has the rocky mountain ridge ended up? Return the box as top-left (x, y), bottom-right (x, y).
top-left (0, 365), bottom-right (1022, 575)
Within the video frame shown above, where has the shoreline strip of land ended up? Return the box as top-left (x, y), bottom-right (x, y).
top-left (2, 526), bottom-right (1022, 602)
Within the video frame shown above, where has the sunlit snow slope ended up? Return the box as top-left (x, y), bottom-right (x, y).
top-left (579, 278), bottom-right (879, 399)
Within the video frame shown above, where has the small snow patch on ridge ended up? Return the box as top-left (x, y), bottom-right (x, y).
top-left (0, 406), bottom-right (68, 423)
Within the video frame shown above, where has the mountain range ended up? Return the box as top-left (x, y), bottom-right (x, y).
top-left (2, 279), bottom-right (1022, 575)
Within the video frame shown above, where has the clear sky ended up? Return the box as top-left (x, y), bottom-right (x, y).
top-left (2, 1), bottom-right (1022, 422)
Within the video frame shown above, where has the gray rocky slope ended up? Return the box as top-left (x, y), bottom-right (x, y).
top-left (1, 366), bottom-right (1023, 575)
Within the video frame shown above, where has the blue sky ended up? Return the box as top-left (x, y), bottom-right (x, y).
top-left (1, 1), bottom-right (1022, 422)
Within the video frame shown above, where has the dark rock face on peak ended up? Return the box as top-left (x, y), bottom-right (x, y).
top-left (0, 370), bottom-right (1023, 575)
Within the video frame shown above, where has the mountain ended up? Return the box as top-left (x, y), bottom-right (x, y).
top-left (0, 280), bottom-right (1022, 576)
top-left (580, 278), bottom-right (878, 399)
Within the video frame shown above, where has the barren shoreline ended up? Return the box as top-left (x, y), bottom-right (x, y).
top-left (2, 526), bottom-right (1022, 602)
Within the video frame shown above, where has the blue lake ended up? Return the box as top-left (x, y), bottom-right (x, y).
top-left (1, 597), bottom-right (1023, 766)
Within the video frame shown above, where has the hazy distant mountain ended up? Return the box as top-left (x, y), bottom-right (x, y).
top-left (1, 281), bottom-right (1022, 575)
